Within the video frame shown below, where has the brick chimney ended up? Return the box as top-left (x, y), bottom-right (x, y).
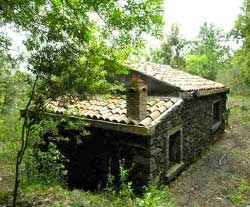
top-left (126, 74), bottom-right (148, 120)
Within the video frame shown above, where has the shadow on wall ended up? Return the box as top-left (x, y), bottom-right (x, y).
top-left (51, 127), bottom-right (149, 192)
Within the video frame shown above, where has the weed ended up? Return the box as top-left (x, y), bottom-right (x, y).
top-left (137, 177), bottom-right (174, 207)
top-left (118, 159), bottom-right (134, 198)
top-left (229, 178), bottom-right (250, 206)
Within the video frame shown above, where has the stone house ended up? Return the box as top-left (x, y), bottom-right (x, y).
top-left (47, 62), bottom-right (229, 190)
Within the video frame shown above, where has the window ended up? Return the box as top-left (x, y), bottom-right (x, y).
top-left (166, 127), bottom-right (184, 181)
top-left (167, 128), bottom-right (183, 168)
top-left (169, 131), bottom-right (182, 167)
top-left (212, 100), bottom-right (222, 131)
top-left (212, 101), bottom-right (222, 124)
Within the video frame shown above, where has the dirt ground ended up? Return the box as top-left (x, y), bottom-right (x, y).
top-left (170, 96), bottom-right (250, 207)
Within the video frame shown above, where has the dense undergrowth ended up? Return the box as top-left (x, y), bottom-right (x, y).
top-left (0, 163), bottom-right (174, 207)
top-left (0, 116), bottom-right (175, 207)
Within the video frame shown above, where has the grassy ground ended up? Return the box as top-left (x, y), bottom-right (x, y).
top-left (0, 95), bottom-right (250, 206)
top-left (0, 180), bottom-right (174, 207)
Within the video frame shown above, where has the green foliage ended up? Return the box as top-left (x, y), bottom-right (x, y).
top-left (137, 177), bottom-right (174, 207)
top-left (118, 160), bottom-right (134, 198)
top-left (25, 142), bottom-right (66, 185)
top-left (0, 50), bottom-right (30, 163)
top-left (216, 63), bottom-right (250, 95)
top-left (1, 166), bottom-right (175, 207)
top-left (67, 190), bottom-right (111, 207)
top-left (229, 178), bottom-right (250, 206)
top-left (104, 160), bottom-right (136, 207)
top-left (149, 22), bottom-right (229, 81)
top-left (232, 0), bottom-right (250, 44)
top-left (231, 48), bottom-right (250, 88)
top-left (23, 117), bottom-right (89, 186)
top-left (1, 0), bottom-right (164, 105)
top-left (0, 191), bottom-right (12, 206)
top-left (230, 0), bottom-right (250, 88)
top-left (227, 95), bottom-right (250, 128)
top-left (185, 54), bottom-right (209, 78)
top-left (105, 168), bottom-right (115, 193)
top-left (185, 22), bottom-right (229, 80)
top-left (1, 125), bottom-right (175, 207)
top-left (104, 162), bottom-right (174, 207)
top-left (21, 115), bottom-right (92, 187)
top-left (23, 119), bottom-right (65, 185)
top-left (1, 2), bottom-right (164, 206)
top-left (150, 24), bottom-right (186, 69)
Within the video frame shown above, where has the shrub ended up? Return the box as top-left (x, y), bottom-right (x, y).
top-left (25, 142), bottom-right (66, 185)
top-left (24, 119), bottom-right (67, 186)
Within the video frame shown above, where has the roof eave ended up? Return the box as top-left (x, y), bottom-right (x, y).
top-left (179, 87), bottom-right (229, 98)
top-left (196, 87), bottom-right (230, 97)
top-left (42, 111), bottom-right (155, 136)
top-left (87, 118), bottom-right (154, 136)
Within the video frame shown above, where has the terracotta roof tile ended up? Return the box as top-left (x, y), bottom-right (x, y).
top-left (158, 105), bottom-right (167, 113)
top-left (128, 62), bottom-right (225, 91)
top-left (47, 96), bottom-right (182, 127)
top-left (140, 117), bottom-right (153, 126)
top-left (149, 110), bottom-right (161, 120)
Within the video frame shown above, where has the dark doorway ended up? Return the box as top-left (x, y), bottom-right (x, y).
top-left (168, 130), bottom-right (182, 168)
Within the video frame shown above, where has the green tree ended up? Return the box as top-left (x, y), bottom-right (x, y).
top-left (0, 38), bottom-right (29, 142)
top-left (150, 24), bottom-right (186, 69)
top-left (185, 54), bottom-right (209, 78)
top-left (231, 0), bottom-right (250, 88)
top-left (185, 22), bottom-right (229, 80)
top-left (0, 1), bottom-right (164, 206)
top-left (1, 0), bottom-right (163, 101)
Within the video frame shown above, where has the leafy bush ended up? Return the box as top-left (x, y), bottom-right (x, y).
top-left (24, 119), bottom-right (67, 186)
top-left (25, 142), bottom-right (66, 185)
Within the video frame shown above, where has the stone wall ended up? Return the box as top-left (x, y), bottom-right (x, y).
top-left (150, 101), bottom-right (183, 179)
top-left (181, 93), bottom-right (227, 163)
top-left (150, 92), bottom-right (228, 180)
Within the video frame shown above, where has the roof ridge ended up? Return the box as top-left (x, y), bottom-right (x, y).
top-left (128, 61), bottom-right (226, 92)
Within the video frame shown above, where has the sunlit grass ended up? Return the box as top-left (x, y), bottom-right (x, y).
top-left (228, 178), bottom-right (250, 206)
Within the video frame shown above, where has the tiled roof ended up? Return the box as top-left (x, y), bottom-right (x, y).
top-left (128, 62), bottom-right (225, 91)
top-left (47, 96), bottom-right (182, 127)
